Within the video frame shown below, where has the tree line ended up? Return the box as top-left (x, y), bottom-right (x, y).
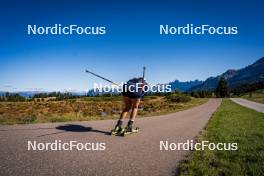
top-left (0, 78), bottom-right (263, 101)
top-left (189, 77), bottom-right (264, 98)
top-left (0, 92), bottom-right (26, 102)
top-left (0, 92), bottom-right (81, 102)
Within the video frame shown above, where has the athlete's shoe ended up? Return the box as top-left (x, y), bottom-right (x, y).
top-left (124, 126), bottom-right (133, 133)
top-left (111, 126), bottom-right (124, 135)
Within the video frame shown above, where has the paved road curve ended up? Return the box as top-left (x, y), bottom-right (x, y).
top-left (231, 98), bottom-right (264, 113)
top-left (0, 99), bottom-right (221, 176)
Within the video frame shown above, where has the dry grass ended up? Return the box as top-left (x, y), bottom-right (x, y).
top-left (0, 96), bottom-right (208, 125)
top-left (241, 89), bottom-right (264, 104)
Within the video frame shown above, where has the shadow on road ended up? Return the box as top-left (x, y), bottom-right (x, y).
top-left (0, 124), bottom-right (110, 137)
top-left (56, 124), bottom-right (92, 132)
top-left (37, 124), bottom-right (110, 137)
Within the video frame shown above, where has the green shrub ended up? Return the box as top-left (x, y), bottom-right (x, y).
top-left (166, 93), bottom-right (191, 103)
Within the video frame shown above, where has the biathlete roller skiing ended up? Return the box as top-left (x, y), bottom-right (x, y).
top-left (85, 67), bottom-right (147, 136)
top-left (112, 67), bottom-right (146, 136)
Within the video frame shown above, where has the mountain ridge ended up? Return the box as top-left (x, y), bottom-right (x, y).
top-left (188, 57), bottom-right (264, 91)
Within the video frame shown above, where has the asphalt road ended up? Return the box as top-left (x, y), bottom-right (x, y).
top-left (231, 98), bottom-right (264, 113)
top-left (0, 99), bottom-right (221, 176)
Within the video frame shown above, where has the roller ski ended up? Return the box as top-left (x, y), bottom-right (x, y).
top-left (111, 120), bottom-right (139, 137)
top-left (121, 126), bottom-right (139, 136)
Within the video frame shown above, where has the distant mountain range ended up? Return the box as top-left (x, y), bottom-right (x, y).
top-left (188, 57), bottom-right (264, 91)
top-left (169, 80), bottom-right (203, 92)
top-left (1, 57), bottom-right (263, 96)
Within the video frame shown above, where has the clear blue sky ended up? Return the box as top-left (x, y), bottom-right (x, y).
top-left (0, 0), bottom-right (264, 91)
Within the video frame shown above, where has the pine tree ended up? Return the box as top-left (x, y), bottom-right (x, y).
top-left (215, 77), bottom-right (229, 98)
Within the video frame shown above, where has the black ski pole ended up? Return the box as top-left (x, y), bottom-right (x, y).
top-left (142, 66), bottom-right (146, 80)
top-left (85, 70), bottom-right (119, 85)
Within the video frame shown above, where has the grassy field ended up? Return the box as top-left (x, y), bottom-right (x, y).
top-left (0, 96), bottom-right (208, 125)
top-left (241, 89), bottom-right (264, 104)
top-left (177, 99), bottom-right (264, 176)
